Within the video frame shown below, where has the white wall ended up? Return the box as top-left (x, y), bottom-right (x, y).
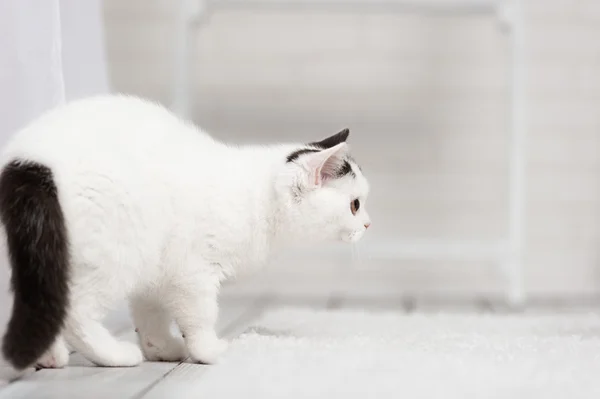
top-left (102, 0), bottom-right (600, 300)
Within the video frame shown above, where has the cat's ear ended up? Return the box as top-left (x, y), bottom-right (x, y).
top-left (309, 128), bottom-right (350, 149)
top-left (301, 142), bottom-right (348, 187)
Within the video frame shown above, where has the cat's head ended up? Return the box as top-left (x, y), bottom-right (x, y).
top-left (277, 129), bottom-right (370, 244)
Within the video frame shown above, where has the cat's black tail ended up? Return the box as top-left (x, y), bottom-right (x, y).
top-left (0, 160), bottom-right (70, 370)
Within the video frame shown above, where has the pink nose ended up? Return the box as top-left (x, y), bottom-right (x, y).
top-left (364, 222), bottom-right (371, 229)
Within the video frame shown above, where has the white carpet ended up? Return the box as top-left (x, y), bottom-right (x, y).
top-left (197, 308), bottom-right (600, 398)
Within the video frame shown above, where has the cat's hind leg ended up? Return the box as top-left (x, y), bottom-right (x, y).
top-left (35, 335), bottom-right (69, 369)
top-left (130, 295), bottom-right (187, 362)
top-left (63, 300), bottom-right (143, 367)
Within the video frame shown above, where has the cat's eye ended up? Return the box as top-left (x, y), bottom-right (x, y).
top-left (351, 199), bottom-right (360, 215)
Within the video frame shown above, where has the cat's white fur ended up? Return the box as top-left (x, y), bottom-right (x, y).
top-left (0, 95), bottom-right (370, 369)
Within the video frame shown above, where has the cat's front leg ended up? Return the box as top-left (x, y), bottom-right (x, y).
top-left (130, 295), bottom-right (187, 362)
top-left (166, 274), bottom-right (228, 364)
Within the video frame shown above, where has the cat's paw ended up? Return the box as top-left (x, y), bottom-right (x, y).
top-left (36, 351), bottom-right (69, 369)
top-left (95, 341), bottom-right (144, 367)
top-left (139, 334), bottom-right (188, 362)
top-left (186, 333), bottom-right (228, 364)
top-left (36, 338), bottom-right (70, 369)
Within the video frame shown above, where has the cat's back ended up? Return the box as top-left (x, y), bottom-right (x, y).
top-left (1, 94), bottom-right (211, 170)
top-left (0, 95), bottom-right (217, 248)
top-left (0, 95), bottom-right (219, 284)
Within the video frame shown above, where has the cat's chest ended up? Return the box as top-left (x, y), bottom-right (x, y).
top-left (172, 194), bottom-right (273, 271)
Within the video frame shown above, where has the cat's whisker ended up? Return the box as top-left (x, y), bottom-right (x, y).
top-left (351, 242), bottom-right (361, 269)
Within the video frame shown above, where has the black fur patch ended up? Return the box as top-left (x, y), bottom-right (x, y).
top-left (309, 128), bottom-right (349, 149)
top-left (286, 148), bottom-right (320, 163)
top-left (287, 129), bottom-right (350, 163)
top-left (336, 160), bottom-right (355, 178)
top-left (0, 160), bottom-right (70, 370)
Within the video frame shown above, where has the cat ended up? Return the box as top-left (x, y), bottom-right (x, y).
top-left (0, 94), bottom-right (370, 372)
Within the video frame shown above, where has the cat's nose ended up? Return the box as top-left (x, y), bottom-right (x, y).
top-left (364, 222), bottom-right (371, 230)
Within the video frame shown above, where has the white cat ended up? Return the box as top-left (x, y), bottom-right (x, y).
top-left (0, 95), bottom-right (370, 372)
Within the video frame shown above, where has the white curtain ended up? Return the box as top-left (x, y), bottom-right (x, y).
top-left (0, 0), bottom-right (110, 350)
top-left (0, 0), bottom-right (110, 147)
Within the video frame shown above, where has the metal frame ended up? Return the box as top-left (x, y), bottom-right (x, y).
top-left (170, 0), bottom-right (527, 307)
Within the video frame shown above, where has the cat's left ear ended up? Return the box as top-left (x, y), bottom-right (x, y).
top-left (302, 142), bottom-right (348, 187)
top-left (309, 128), bottom-right (350, 149)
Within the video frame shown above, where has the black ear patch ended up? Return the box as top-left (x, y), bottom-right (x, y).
top-left (286, 148), bottom-right (320, 163)
top-left (286, 129), bottom-right (350, 163)
top-left (309, 128), bottom-right (350, 149)
top-left (336, 160), bottom-right (354, 178)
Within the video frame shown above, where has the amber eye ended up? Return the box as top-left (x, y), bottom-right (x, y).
top-left (351, 199), bottom-right (360, 215)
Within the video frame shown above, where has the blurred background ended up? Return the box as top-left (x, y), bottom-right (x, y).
top-left (2, 0), bottom-right (600, 311)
